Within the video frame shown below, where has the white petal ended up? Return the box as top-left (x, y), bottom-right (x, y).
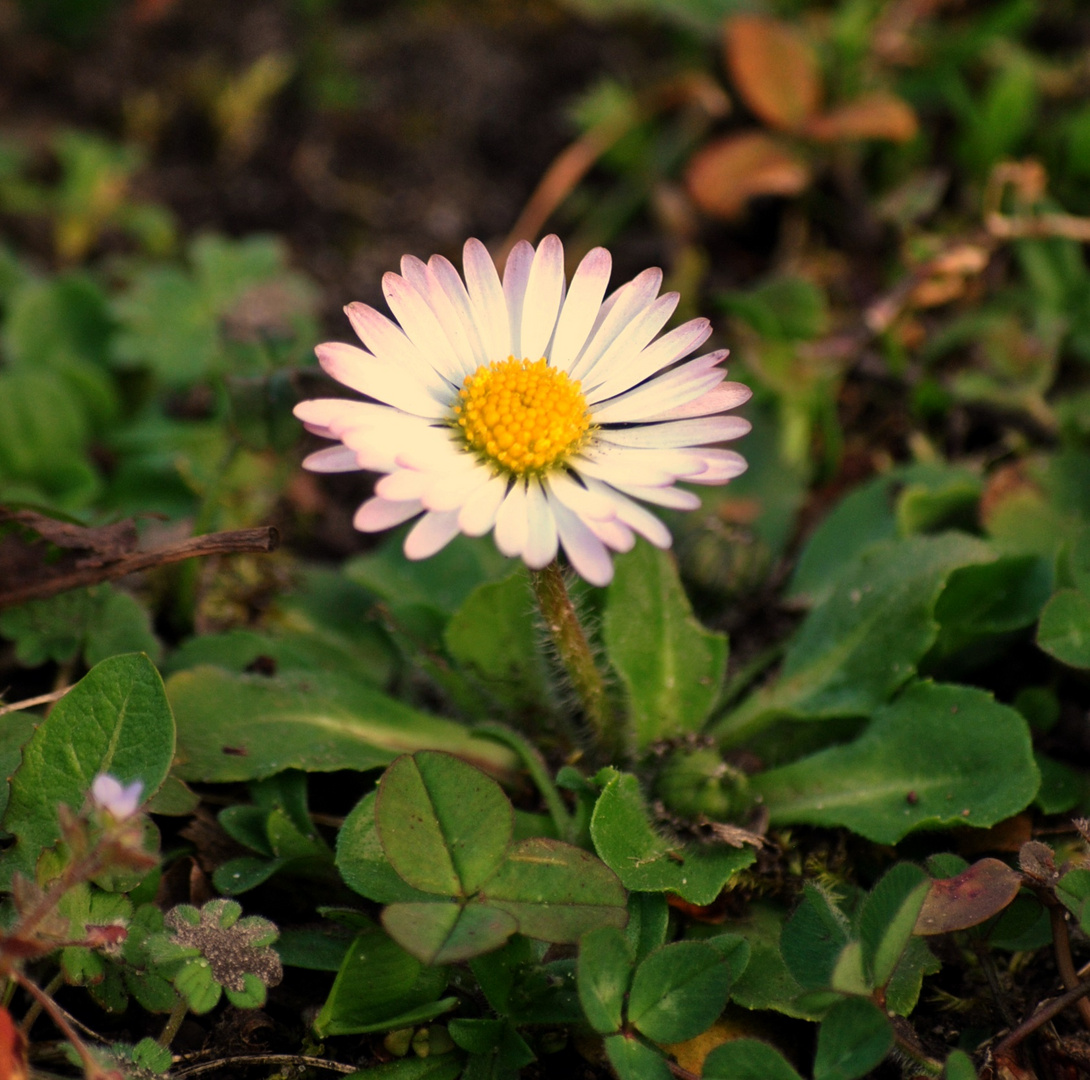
top-left (550, 247), bottom-right (611, 372)
top-left (643, 381), bottom-right (752, 422)
top-left (685, 449), bottom-right (749, 483)
top-left (547, 493), bottom-right (614, 587)
top-left (589, 350), bottom-right (727, 420)
top-left (422, 464), bottom-right (493, 512)
top-left (376, 469), bottom-right (429, 501)
top-left (570, 266), bottom-right (663, 380)
top-left (597, 415), bottom-right (752, 450)
top-left (608, 481), bottom-right (703, 510)
top-left (383, 272), bottom-right (465, 383)
top-left (316, 342), bottom-right (447, 418)
top-left (354, 497), bottom-right (424, 531)
top-left (588, 317), bottom-right (713, 401)
top-left (523, 479), bottom-right (559, 568)
top-left (583, 478), bottom-right (671, 548)
top-left (494, 481), bottom-right (530, 558)
top-left (502, 240), bottom-right (535, 359)
top-left (520, 234), bottom-right (566, 361)
top-left (404, 510), bottom-right (463, 559)
top-left (580, 291), bottom-right (679, 390)
top-left (400, 255), bottom-right (480, 379)
top-left (544, 470), bottom-right (617, 521)
top-left (301, 446), bottom-right (361, 472)
top-left (459, 474), bottom-right (509, 536)
top-left (576, 445), bottom-right (707, 487)
top-left (344, 302), bottom-right (449, 389)
top-left (463, 239), bottom-right (510, 361)
top-left (293, 397), bottom-right (398, 434)
top-left (429, 254), bottom-right (490, 368)
top-left (587, 516), bottom-right (635, 552)
top-left (393, 431), bottom-right (468, 472)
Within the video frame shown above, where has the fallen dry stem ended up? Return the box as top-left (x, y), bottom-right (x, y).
top-left (0, 526), bottom-right (279, 608)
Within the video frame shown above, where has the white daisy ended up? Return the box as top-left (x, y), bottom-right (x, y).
top-left (294, 235), bottom-right (751, 587)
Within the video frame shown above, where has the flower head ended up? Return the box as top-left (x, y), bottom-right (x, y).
top-left (294, 235), bottom-right (751, 586)
top-left (90, 774), bottom-right (144, 821)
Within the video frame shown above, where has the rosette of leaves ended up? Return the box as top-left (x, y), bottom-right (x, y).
top-left (146, 899), bottom-right (282, 1013)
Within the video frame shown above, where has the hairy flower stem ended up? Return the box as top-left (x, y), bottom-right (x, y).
top-left (530, 561), bottom-right (624, 761)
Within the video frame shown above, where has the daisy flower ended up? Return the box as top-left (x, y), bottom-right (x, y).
top-left (294, 235), bottom-right (751, 586)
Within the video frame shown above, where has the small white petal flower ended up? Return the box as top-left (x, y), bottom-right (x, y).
top-left (295, 236), bottom-right (752, 586)
top-left (91, 774), bottom-right (144, 821)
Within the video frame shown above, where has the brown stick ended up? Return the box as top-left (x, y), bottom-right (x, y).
top-left (0, 527), bottom-right (279, 608)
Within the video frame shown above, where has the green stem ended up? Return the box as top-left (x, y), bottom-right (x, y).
top-left (473, 722), bottom-right (573, 843)
top-left (529, 561), bottom-right (624, 761)
top-left (158, 997), bottom-right (189, 1048)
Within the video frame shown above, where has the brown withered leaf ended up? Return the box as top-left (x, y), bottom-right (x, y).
top-left (0, 505), bottom-right (277, 609)
top-left (724, 15), bottom-right (822, 132)
top-left (686, 132), bottom-right (810, 220)
top-left (914, 857), bottom-right (1022, 936)
top-left (803, 92), bottom-right (919, 143)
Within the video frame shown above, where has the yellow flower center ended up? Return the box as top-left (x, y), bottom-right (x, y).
top-left (451, 356), bottom-right (592, 476)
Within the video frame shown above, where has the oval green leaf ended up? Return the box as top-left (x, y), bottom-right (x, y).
top-left (1, 653), bottom-right (175, 888)
top-left (376, 752), bottom-right (513, 898)
top-left (750, 681), bottom-right (1039, 843)
top-left (627, 940), bottom-right (736, 1044)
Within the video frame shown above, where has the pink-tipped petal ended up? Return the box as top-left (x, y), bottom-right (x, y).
top-left (355, 497), bottom-right (424, 531)
top-left (404, 510), bottom-right (462, 559)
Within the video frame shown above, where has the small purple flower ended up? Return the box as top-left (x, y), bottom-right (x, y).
top-left (91, 774), bottom-right (144, 821)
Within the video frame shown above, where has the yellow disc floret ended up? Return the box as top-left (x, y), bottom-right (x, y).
top-left (451, 356), bottom-right (592, 475)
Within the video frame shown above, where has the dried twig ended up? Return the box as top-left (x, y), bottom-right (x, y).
top-left (0, 526), bottom-right (279, 609)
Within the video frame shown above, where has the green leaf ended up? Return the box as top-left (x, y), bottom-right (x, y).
top-left (444, 570), bottom-right (551, 712)
top-left (780, 885), bottom-right (851, 992)
top-left (788, 474), bottom-right (898, 605)
top-left (313, 924), bottom-right (451, 1036)
top-left (628, 941), bottom-right (737, 1043)
top-left (381, 901), bottom-right (518, 965)
top-left (590, 771), bottom-right (754, 904)
top-left (375, 752), bottom-right (513, 897)
top-left (856, 863), bottom-right (929, 988)
top-left (0, 711), bottom-right (37, 821)
top-left (726, 904), bottom-right (815, 1019)
top-left (346, 532), bottom-right (510, 618)
top-left (337, 791), bottom-right (438, 904)
top-left (1037, 589), bottom-right (1090, 669)
top-left (928, 555), bottom-right (1052, 663)
top-left (0, 369), bottom-right (99, 507)
top-left (469, 935), bottom-right (535, 1014)
top-left (166, 667), bottom-right (519, 783)
top-left (813, 997), bottom-right (892, 1080)
top-left (577, 925), bottom-right (634, 1034)
top-left (885, 935), bottom-right (940, 1016)
top-left (716, 534), bottom-right (993, 745)
top-left (345, 1055), bottom-right (465, 1080)
top-left (451, 1019), bottom-right (535, 1080)
top-left (1, 654), bottom-right (174, 887)
top-left (1034, 752), bottom-right (1087, 814)
top-left (166, 625), bottom-right (392, 688)
top-left (602, 544), bottom-right (727, 747)
top-left (703, 1039), bottom-right (803, 1080)
top-left (625, 892), bottom-right (669, 962)
top-left (478, 837), bottom-right (628, 943)
top-left (603, 1034), bottom-right (673, 1080)
top-left (0, 585), bottom-right (159, 668)
top-left (750, 681), bottom-right (1040, 843)
top-left (945, 1049), bottom-right (979, 1080)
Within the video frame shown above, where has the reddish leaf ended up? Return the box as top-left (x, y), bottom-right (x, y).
top-left (914, 858), bottom-right (1022, 936)
top-left (0, 1005), bottom-right (28, 1080)
top-left (804, 93), bottom-right (919, 143)
top-left (686, 132), bottom-right (810, 220)
top-left (724, 15), bottom-right (822, 132)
